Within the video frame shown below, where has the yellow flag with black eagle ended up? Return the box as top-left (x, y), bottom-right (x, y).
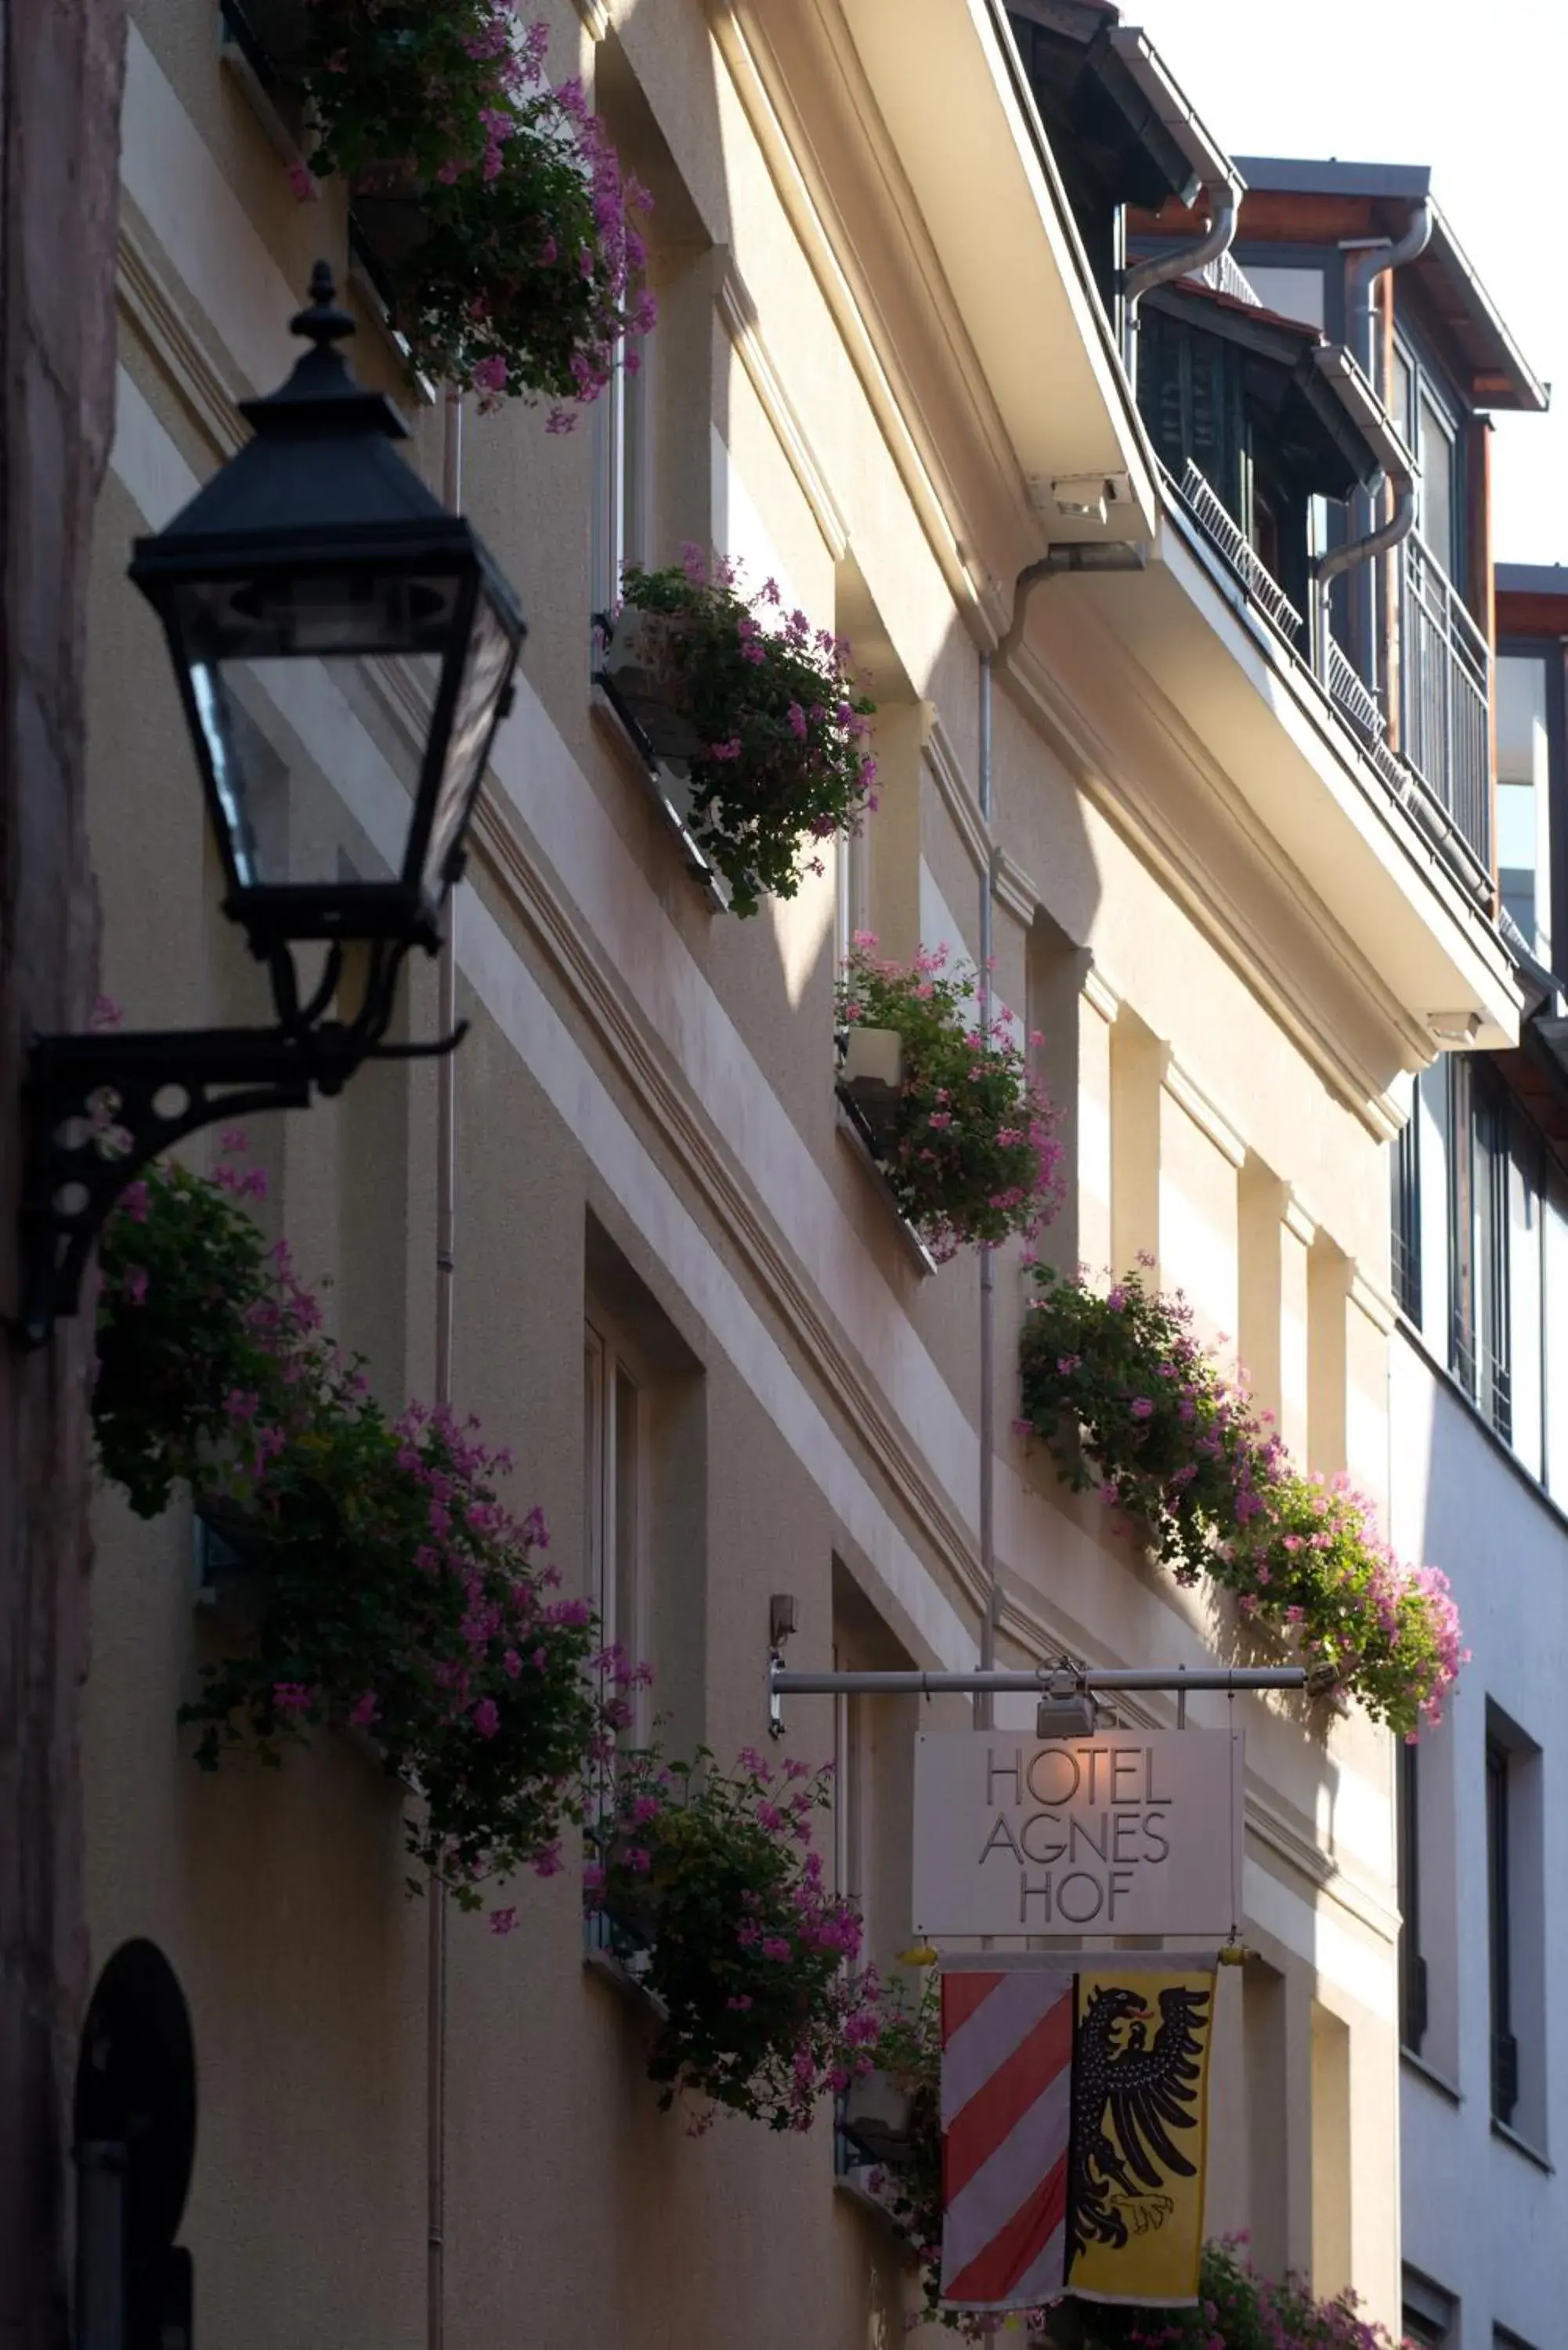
top-left (939, 1955), bottom-right (1217, 2314)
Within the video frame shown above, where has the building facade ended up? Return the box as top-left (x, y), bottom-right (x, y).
top-left (65, 0), bottom-right (1541, 2341)
top-left (1390, 565), bottom-right (1568, 2350)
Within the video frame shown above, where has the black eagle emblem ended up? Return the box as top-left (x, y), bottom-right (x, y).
top-left (1067, 1982), bottom-right (1211, 2261)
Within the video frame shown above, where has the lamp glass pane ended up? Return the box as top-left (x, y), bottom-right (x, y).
top-left (174, 569), bottom-right (460, 891)
top-left (420, 588), bottom-right (517, 895)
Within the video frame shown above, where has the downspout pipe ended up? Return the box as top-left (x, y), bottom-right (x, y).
top-left (428, 381), bottom-right (462, 2350)
top-left (974, 539), bottom-right (1147, 1730)
top-left (1347, 197), bottom-right (1433, 388)
top-left (1122, 179), bottom-right (1239, 375)
top-left (1311, 344), bottom-right (1419, 686)
top-left (1340, 199), bottom-right (1432, 682)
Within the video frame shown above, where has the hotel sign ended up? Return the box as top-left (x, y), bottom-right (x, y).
top-left (913, 1730), bottom-right (1244, 1940)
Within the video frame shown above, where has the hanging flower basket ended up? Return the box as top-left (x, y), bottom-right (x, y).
top-left (595, 552), bottom-right (879, 917)
top-left (235, 0), bottom-right (654, 409)
top-left (587, 1745), bottom-right (880, 2127)
top-left (95, 1145), bottom-right (647, 1917)
top-left (835, 938), bottom-right (1062, 1260)
top-left (1017, 1263), bottom-right (1465, 1737)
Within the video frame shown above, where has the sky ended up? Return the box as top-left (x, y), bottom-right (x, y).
top-left (1124, 0), bottom-right (1568, 566)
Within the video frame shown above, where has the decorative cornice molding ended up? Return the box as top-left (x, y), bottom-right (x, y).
top-left (1081, 964), bottom-right (1121, 1025)
top-left (716, 253), bottom-right (849, 564)
top-left (1163, 1055), bottom-right (1247, 1170)
top-left (1282, 1191), bottom-right (1320, 1251)
top-left (993, 854), bottom-right (1039, 931)
top-left (706, 0), bottom-right (1009, 643)
top-left (923, 718), bottom-right (989, 885)
top-left (919, 721), bottom-right (1036, 932)
top-left (117, 219), bottom-right (245, 457)
top-left (1349, 1266), bottom-right (1398, 1335)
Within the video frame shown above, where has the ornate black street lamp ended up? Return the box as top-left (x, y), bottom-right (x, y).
top-left (17, 263), bottom-right (525, 1345)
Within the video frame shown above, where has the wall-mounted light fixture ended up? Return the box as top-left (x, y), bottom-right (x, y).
top-left (16, 265), bottom-right (525, 1345)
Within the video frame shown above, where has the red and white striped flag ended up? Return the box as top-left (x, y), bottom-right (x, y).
top-left (941, 1965), bottom-right (1075, 2309)
top-left (940, 1957), bottom-right (1216, 2316)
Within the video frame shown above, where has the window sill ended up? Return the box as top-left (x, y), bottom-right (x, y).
top-left (1491, 2117), bottom-right (1553, 2175)
top-left (590, 684), bottom-right (731, 913)
top-left (833, 1094), bottom-right (938, 1278)
top-left (582, 1943), bottom-right (669, 2024)
top-left (1401, 2048), bottom-right (1462, 2106)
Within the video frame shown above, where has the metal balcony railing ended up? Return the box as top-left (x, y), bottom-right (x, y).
top-left (1177, 460), bottom-right (1305, 646)
top-left (1322, 634), bottom-right (1411, 797)
top-left (1399, 532), bottom-right (1492, 871)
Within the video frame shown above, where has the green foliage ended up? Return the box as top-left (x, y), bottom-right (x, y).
top-left (96, 1151), bottom-right (627, 1911)
top-left (276, 2), bottom-right (650, 406)
top-left (836, 942), bottom-right (1063, 1259)
top-left (613, 556), bottom-right (877, 916)
top-left (588, 1745), bottom-right (878, 2128)
top-left (1017, 1267), bottom-right (1464, 1737)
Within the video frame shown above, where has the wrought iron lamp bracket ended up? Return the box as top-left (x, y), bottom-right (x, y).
top-left (16, 935), bottom-right (464, 1347)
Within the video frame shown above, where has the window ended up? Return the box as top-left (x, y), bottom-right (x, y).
top-left (1401, 2270), bottom-right (1456, 2348)
top-left (1497, 653), bottom-right (1552, 959)
top-left (1243, 264), bottom-right (1324, 331)
top-left (1390, 336), bottom-right (1462, 585)
top-left (583, 1315), bottom-right (645, 1734)
top-left (590, 328), bottom-right (655, 630)
top-left (1397, 1738), bottom-right (1427, 2055)
top-left (1487, 1734), bottom-right (1518, 2126)
top-left (1391, 1086), bottom-right (1422, 1325)
top-left (1447, 1058), bottom-right (1511, 1440)
top-left (1418, 392), bottom-right (1458, 583)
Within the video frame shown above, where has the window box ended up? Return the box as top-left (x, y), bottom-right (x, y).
top-left (594, 608), bottom-right (706, 765)
top-left (837, 1026), bottom-right (904, 1153)
top-left (840, 2066), bottom-right (917, 2168)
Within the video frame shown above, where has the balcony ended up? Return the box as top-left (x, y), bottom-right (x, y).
top-left (1400, 532), bottom-right (1492, 877)
top-left (1170, 464), bottom-right (1496, 905)
top-left (1176, 460), bottom-right (1305, 650)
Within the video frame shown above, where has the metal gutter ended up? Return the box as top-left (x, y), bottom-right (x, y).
top-left (1311, 343), bottom-right (1418, 486)
top-left (1105, 27), bottom-right (1239, 201)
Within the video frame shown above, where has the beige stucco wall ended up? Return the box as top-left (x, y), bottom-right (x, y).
top-left (71, 0), bottom-right (1451, 2337)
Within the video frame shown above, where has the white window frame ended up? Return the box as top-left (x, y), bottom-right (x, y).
top-left (583, 1313), bottom-right (649, 1741)
top-left (590, 329), bottom-right (656, 631)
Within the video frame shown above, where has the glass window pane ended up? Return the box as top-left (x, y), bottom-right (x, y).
top-left (1244, 265), bottom-right (1324, 331)
top-left (613, 1365), bottom-right (639, 1675)
top-left (1498, 654), bottom-right (1551, 956)
top-left (1391, 346), bottom-right (1414, 444)
top-left (1418, 392), bottom-right (1457, 578)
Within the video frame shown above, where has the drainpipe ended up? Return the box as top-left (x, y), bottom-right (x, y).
top-left (1122, 179), bottom-right (1240, 379)
top-left (1311, 345), bottom-right (1418, 689)
top-left (428, 381), bottom-right (462, 2350)
top-left (975, 652), bottom-right (998, 1732)
top-left (973, 540), bottom-right (1147, 1731)
top-left (1341, 200), bottom-right (1433, 692)
top-left (1346, 199), bottom-right (1433, 391)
